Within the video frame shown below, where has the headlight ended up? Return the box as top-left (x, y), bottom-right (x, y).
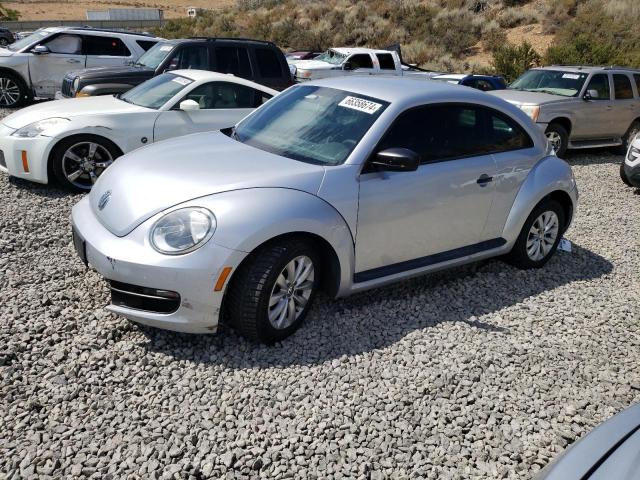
top-left (12, 117), bottom-right (70, 138)
top-left (297, 69), bottom-right (312, 79)
top-left (72, 77), bottom-right (80, 93)
top-left (520, 105), bottom-right (540, 122)
top-left (628, 146), bottom-right (640, 165)
top-left (150, 207), bottom-right (216, 255)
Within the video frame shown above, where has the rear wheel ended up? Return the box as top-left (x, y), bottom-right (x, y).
top-left (51, 135), bottom-right (121, 191)
top-left (545, 123), bottom-right (569, 158)
top-left (226, 238), bottom-right (320, 344)
top-left (507, 199), bottom-right (565, 269)
top-left (0, 72), bottom-right (27, 108)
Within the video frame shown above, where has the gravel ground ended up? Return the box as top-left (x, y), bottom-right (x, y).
top-left (1, 114), bottom-right (639, 478)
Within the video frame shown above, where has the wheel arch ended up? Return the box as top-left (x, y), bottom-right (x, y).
top-left (47, 132), bottom-right (125, 180)
top-left (547, 117), bottom-right (573, 136)
top-left (0, 66), bottom-right (32, 102)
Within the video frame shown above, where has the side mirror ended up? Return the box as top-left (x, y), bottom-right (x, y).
top-left (179, 99), bottom-right (200, 111)
top-left (343, 62), bottom-right (354, 71)
top-left (371, 148), bottom-right (420, 172)
top-left (583, 89), bottom-right (598, 101)
top-left (32, 45), bottom-right (49, 55)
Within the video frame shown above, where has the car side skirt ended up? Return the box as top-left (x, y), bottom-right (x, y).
top-left (353, 237), bottom-right (507, 284)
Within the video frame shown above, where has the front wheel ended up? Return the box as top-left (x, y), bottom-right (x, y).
top-left (545, 123), bottom-right (569, 158)
top-left (506, 199), bottom-right (565, 269)
top-left (51, 136), bottom-right (121, 191)
top-left (0, 72), bottom-right (27, 108)
top-left (225, 238), bottom-right (320, 344)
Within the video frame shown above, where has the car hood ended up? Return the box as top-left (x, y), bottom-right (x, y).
top-left (90, 132), bottom-right (327, 237)
top-left (72, 65), bottom-right (154, 80)
top-left (0, 48), bottom-right (13, 57)
top-left (2, 95), bottom-right (148, 129)
top-left (294, 60), bottom-right (338, 71)
top-left (489, 89), bottom-right (570, 105)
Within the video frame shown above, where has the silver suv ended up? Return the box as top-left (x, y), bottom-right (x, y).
top-left (0, 26), bottom-right (161, 107)
top-left (490, 66), bottom-right (640, 157)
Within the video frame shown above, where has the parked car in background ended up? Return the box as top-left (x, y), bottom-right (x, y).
top-left (71, 76), bottom-right (577, 343)
top-left (291, 47), bottom-right (440, 82)
top-left (621, 132), bottom-right (640, 187)
top-left (0, 26), bottom-right (162, 107)
top-left (0, 28), bottom-right (15, 47)
top-left (14, 31), bottom-right (34, 41)
top-left (0, 70), bottom-right (276, 190)
top-left (539, 404), bottom-right (640, 479)
top-left (285, 51), bottom-right (321, 61)
top-left (60, 38), bottom-right (292, 99)
top-left (490, 66), bottom-right (640, 157)
top-left (431, 73), bottom-right (506, 91)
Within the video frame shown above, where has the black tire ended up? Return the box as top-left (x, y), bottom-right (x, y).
top-left (225, 238), bottom-right (320, 344)
top-left (0, 38), bottom-right (8, 47)
top-left (506, 199), bottom-right (566, 270)
top-left (614, 121), bottom-right (640, 155)
top-left (620, 163), bottom-right (633, 187)
top-left (0, 71), bottom-right (28, 108)
top-left (51, 135), bottom-right (122, 192)
top-left (545, 123), bottom-right (569, 158)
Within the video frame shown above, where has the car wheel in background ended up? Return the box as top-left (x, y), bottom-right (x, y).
top-left (226, 238), bottom-right (320, 344)
top-left (0, 72), bottom-right (27, 108)
top-left (507, 199), bottom-right (565, 269)
top-left (545, 123), bottom-right (569, 158)
top-left (51, 135), bottom-right (122, 192)
top-left (614, 120), bottom-right (640, 155)
top-left (0, 38), bottom-right (8, 46)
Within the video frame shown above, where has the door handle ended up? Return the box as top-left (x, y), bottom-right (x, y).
top-left (477, 174), bottom-right (493, 186)
top-left (66, 59), bottom-right (81, 64)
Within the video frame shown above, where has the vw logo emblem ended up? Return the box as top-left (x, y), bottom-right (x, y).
top-left (98, 190), bottom-right (111, 211)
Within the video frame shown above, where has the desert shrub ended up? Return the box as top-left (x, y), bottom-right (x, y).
top-left (492, 41), bottom-right (540, 82)
top-left (496, 7), bottom-right (538, 28)
top-left (542, 0), bottom-right (578, 34)
top-left (429, 8), bottom-right (482, 56)
top-left (482, 20), bottom-right (507, 52)
top-left (0, 3), bottom-right (19, 20)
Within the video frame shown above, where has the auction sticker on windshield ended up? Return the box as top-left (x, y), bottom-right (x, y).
top-left (339, 96), bottom-right (382, 114)
top-left (562, 73), bottom-right (582, 80)
top-left (171, 77), bottom-right (192, 85)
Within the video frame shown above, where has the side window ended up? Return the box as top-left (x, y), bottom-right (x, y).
top-left (166, 46), bottom-right (209, 71)
top-left (214, 46), bottom-right (252, 78)
top-left (613, 74), bottom-right (634, 100)
top-left (348, 54), bottom-right (373, 70)
top-left (376, 53), bottom-right (395, 70)
top-left (585, 74), bottom-right (610, 100)
top-left (376, 104), bottom-right (533, 163)
top-left (255, 48), bottom-right (283, 78)
top-left (83, 35), bottom-right (131, 57)
top-left (634, 74), bottom-right (640, 97)
top-left (486, 110), bottom-right (534, 153)
top-left (183, 82), bottom-right (263, 109)
top-left (466, 79), bottom-right (494, 91)
top-left (136, 40), bottom-right (158, 52)
top-left (43, 34), bottom-right (82, 54)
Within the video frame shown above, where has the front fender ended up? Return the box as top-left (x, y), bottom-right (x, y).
top-left (502, 155), bottom-right (577, 244)
top-left (79, 83), bottom-right (135, 97)
top-left (189, 187), bottom-right (356, 296)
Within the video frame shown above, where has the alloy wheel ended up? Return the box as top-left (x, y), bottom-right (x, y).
top-left (268, 255), bottom-right (315, 330)
top-left (546, 131), bottom-right (562, 154)
top-left (61, 141), bottom-right (114, 190)
top-left (526, 211), bottom-right (559, 261)
top-left (0, 77), bottom-right (21, 107)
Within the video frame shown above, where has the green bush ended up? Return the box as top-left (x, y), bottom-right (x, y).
top-left (492, 41), bottom-right (540, 82)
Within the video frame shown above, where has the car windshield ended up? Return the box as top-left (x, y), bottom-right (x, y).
top-left (134, 42), bottom-right (175, 69)
top-left (120, 73), bottom-right (192, 109)
top-left (314, 49), bottom-right (347, 65)
top-left (509, 70), bottom-right (589, 97)
top-left (8, 29), bottom-right (49, 51)
top-left (234, 85), bottom-right (389, 166)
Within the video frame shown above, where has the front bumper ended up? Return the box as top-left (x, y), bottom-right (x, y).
top-left (71, 197), bottom-right (248, 334)
top-left (0, 125), bottom-right (56, 184)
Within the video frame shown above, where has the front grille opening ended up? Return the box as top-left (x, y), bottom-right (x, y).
top-left (109, 280), bottom-right (180, 314)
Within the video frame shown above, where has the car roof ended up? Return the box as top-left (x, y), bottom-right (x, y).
top-left (168, 69), bottom-right (277, 93)
top-left (331, 47), bottom-right (393, 56)
top-left (537, 65), bottom-right (640, 74)
top-left (307, 75), bottom-right (495, 103)
top-left (39, 26), bottom-right (158, 38)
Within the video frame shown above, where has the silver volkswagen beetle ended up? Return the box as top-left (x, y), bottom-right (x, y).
top-left (71, 76), bottom-right (578, 343)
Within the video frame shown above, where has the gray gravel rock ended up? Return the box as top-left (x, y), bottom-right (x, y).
top-left (0, 101), bottom-right (639, 480)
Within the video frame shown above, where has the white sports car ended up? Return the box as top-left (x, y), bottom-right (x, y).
top-left (0, 70), bottom-right (277, 190)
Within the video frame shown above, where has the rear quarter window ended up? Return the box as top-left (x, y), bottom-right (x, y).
top-left (215, 46), bottom-right (252, 78)
top-left (613, 74), bottom-right (634, 100)
top-left (83, 35), bottom-right (131, 57)
top-left (255, 48), bottom-right (283, 78)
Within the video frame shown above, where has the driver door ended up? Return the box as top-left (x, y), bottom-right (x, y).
top-left (153, 81), bottom-right (271, 142)
top-left (28, 33), bottom-right (86, 97)
top-left (355, 104), bottom-right (498, 278)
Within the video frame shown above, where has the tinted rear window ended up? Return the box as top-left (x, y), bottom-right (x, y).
top-left (255, 48), bottom-right (282, 78)
top-left (83, 35), bottom-right (131, 56)
top-left (215, 46), bottom-right (252, 78)
top-left (613, 74), bottom-right (634, 99)
top-left (376, 53), bottom-right (395, 70)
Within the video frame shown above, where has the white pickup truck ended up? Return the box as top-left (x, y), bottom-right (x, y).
top-left (289, 48), bottom-right (440, 82)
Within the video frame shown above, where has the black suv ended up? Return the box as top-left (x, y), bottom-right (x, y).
top-left (61, 37), bottom-right (293, 98)
top-left (0, 28), bottom-right (14, 47)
